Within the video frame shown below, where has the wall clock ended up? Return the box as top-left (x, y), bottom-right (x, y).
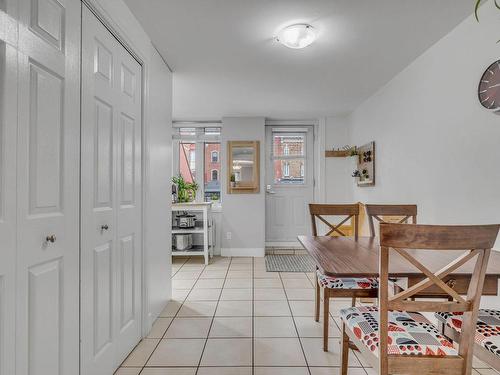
top-left (478, 60), bottom-right (500, 113)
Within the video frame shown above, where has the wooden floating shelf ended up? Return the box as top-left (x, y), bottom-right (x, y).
top-left (325, 150), bottom-right (352, 158)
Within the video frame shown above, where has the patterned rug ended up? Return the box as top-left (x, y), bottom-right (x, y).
top-left (265, 254), bottom-right (316, 272)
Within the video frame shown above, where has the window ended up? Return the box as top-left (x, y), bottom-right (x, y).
top-left (204, 143), bottom-right (221, 201)
top-left (179, 142), bottom-right (196, 183)
top-left (283, 161), bottom-right (290, 177)
top-left (174, 127), bottom-right (221, 202)
top-left (272, 132), bottom-right (306, 184)
top-left (211, 151), bottom-right (219, 162)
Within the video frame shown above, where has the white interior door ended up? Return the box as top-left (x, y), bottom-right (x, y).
top-left (0, 2), bottom-right (18, 373)
top-left (265, 126), bottom-right (314, 244)
top-left (81, 6), bottom-right (142, 375)
top-left (16, 0), bottom-right (81, 374)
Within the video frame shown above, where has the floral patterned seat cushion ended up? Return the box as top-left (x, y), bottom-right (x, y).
top-left (340, 306), bottom-right (457, 357)
top-left (316, 270), bottom-right (378, 289)
top-left (435, 309), bottom-right (500, 358)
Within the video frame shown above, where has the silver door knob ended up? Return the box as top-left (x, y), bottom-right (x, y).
top-left (101, 224), bottom-right (109, 231)
top-left (46, 234), bottom-right (56, 243)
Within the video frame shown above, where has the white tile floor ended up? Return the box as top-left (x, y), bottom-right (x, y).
top-left (116, 256), bottom-right (497, 375)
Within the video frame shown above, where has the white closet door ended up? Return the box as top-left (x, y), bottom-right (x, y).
top-left (81, 6), bottom-right (142, 374)
top-left (0, 1), bottom-right (18, 374)
top-left (15, 0), bottom-right (81, 374)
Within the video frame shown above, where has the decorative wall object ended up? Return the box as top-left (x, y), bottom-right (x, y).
top-left (355, 141), bottom-right (375, 186)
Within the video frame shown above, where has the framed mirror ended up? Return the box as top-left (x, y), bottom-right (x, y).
top-left (227, 141), bottom-right (260, 193)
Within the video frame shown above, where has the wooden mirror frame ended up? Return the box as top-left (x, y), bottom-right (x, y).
top-left (227, 141), bottom-right (260, 194)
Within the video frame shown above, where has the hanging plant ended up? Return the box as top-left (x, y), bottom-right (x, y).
top-left (474, 0), bottom-right (500, 42)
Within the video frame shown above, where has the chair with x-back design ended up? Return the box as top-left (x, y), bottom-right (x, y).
top-left (365, 204), bottom-right (417, 238)
top-left (309, 203), bottom-right (378, 351)
top-left (340, 223), bottom-right (499, 375)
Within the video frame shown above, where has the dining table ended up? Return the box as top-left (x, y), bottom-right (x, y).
top-left (298, 235), bottom-right (500, 296)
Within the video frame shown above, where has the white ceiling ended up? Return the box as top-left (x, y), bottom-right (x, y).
top-left (124, 0), bottom-right (473, 120)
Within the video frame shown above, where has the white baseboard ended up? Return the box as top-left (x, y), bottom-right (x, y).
top-left (265, 241), bottom-right (302, 248)
top-left (221, 247), bottom-right (265, 257)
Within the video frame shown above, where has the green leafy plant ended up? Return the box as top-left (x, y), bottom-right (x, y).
top-left (172, 175), bottom-right (199, 202)
top-left (230, 174), bottom-right (236, 183)
top-left (474, 0), bottom-right (500, 42)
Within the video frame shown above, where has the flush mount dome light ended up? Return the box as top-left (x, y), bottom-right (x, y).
top-left (275, 24), bottom-right (317, 49)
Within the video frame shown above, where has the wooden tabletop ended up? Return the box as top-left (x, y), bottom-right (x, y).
top-left (298, 235), bottom-right (500, 278)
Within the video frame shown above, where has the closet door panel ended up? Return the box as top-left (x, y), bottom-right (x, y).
top-left (16, 0), bottom-right (80, 374)
top-left (81, 6), bottom-right (142, 374)
top-left (0, 15), bottom-right (18, 375)
top-left (81, 9), bottom-right (116, 374)
top-left (115, 46), bottom-right (141, 360)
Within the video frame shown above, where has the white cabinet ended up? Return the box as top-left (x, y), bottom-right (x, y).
top-left (172, 202), bottom-right (213, 264)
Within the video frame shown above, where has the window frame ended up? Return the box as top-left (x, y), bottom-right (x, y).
top-left (211, 150), bottom-right (219, 163)
top-left (283, 161), bottom-right (290, 177)
top-left (211, 169), bottom-right (218, 181)
top-left (172, 126), bottom-right (222, 202)
top-left (271, 131), bottom-right (307, 185)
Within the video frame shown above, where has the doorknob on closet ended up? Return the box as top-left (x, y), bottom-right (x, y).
top-left (101, 224), bottom-right (109, 231)
top-left (45, 234), bottom-right (56, 243)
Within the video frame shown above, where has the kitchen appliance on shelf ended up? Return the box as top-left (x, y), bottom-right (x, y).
top-left (174, 234), bottom-right (193, 251)
top-left (176, 212), bottom-right (196, 228)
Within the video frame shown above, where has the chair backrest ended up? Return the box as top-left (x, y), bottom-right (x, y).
top-left (365, 204), bottom-right (417, 237)
top-left (308, 204), bottom-right (359, 238)
top-left (378, 223), bottom-right (499, 373)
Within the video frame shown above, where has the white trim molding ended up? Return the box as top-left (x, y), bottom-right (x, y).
top-left (265, 241), bottom-right (302, 248)
top-left (221, 247), bottom-right (265, 257)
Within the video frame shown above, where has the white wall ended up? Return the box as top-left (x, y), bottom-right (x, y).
top-left (324, 115), bottom-right (355, 203)
top-left (88, 0), bottom-right (173, 332)
top-left (348, 3), bottom-right (500, 245)
top-left (221, 117), bottom-right (266, 256)
top-left (344, 3), bottom-right (500, 304)
top-left (145, 47), bottom-right (172, 325)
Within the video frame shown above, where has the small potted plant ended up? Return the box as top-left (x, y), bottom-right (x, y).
top-left (230, 173), bottom-right (236, 188)
top-left (172, 175), bottom-right (199, 202)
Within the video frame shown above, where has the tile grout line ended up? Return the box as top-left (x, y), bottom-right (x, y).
top-left (194, 256), bottom-right (233, 374)
top-left (170, 256), bottom-right (190, 279)
top-left (138, 256), bottom-right (208, 374)
top-left (279, 271), bottom-right (313, 375)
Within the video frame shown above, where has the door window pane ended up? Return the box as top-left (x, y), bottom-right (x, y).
top-left (273, 159), bottom-right (305, 184)
top-left (179, 142), bottom-right (196, 182)
top-left (204, 143), bottom-right (221, 201)
top-left (273, 134), bottom-right (304, 157)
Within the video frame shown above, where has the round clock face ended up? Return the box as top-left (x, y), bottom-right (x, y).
top-left (478, 60), bottom-right (500, 111)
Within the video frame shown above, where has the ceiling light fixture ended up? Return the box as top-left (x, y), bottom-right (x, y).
top-left (275, 24), bottom-right (317, 49)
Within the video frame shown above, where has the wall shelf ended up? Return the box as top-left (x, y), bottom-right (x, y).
top-left (325, 150), bottom-right (351, 157)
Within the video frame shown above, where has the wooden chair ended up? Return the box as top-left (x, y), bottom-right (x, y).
top-left (339, 223), bottom-right (499, 375)
top-left (366, 204), bottom-right (417, 237)
top-left (309, 203), bottom-right (378, 351)
top-left (435, 309), bottom-right (500, 371)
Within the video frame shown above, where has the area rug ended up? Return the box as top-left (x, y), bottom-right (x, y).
top-left (265, 254), bottom-right (316, 272)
